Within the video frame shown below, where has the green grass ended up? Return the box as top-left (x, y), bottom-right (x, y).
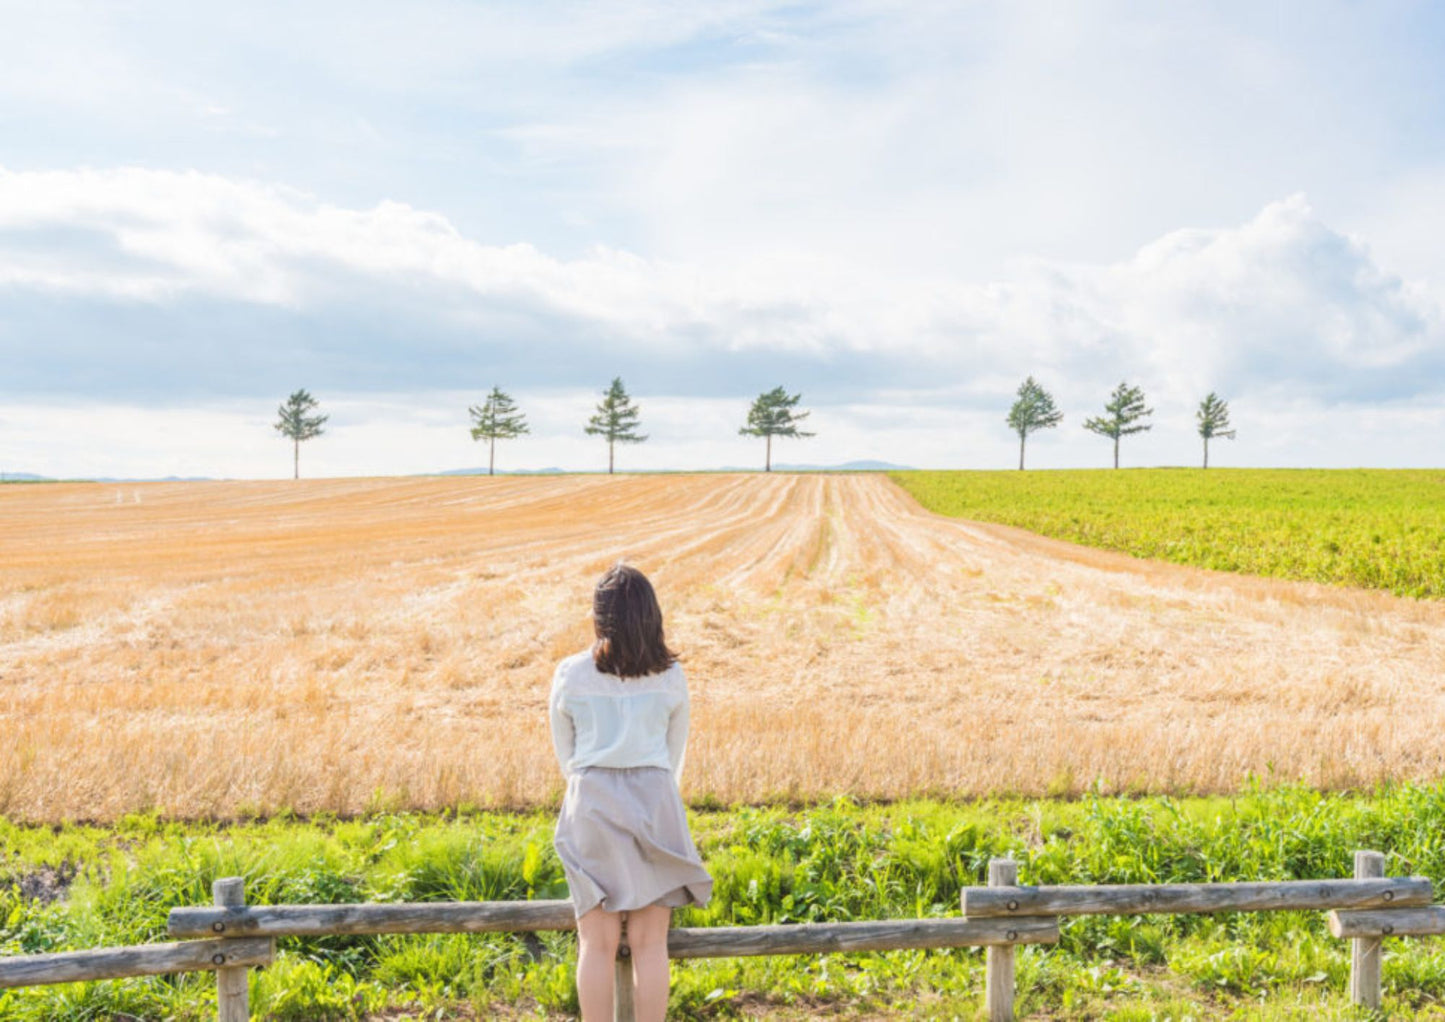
top-left (891, 468), bottom-right (1445, 598)
top-left (6, 786), bottom-right (1445, 1018)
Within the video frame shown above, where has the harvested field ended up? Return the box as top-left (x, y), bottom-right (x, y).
top-left (2, 473), bottom-right (1444, 822)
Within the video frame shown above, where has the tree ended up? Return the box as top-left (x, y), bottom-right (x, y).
top-left (1196, 392), bottom-right (1236, 469)
top-left (1006, 376), bottom-right (1063, 470)
top-left (468, 386), bottom-right (530, 476)
top-left (273, 389), bottom-right (327, 480)
top-left (584, 377), bottom-right (646, 474)
top-left (1082, 381), bottom-right (1153, 469)
top-left (740, 386), bottom-right (815, 472)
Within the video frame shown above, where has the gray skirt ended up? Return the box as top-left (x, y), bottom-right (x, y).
top-left (554, 766), bottom-right (713, 918)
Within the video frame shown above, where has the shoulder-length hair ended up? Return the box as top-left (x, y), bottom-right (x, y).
top-left (592, 563), bottom-right (678, 678)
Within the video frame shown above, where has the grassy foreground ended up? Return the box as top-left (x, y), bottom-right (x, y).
top-left (6, 786), bottom-right (1445, 1019)
top-left (892, 468), bottom-right (1445, 598)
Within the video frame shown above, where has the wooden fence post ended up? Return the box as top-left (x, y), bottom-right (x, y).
top-left (1351, 851), bottom-right (1385, 1011)
top-left (213, 877), bottom-right (249, 1022)
top-left (614, 917), bottom-right (635, 1022)
top-left (986, 859), bottom-right (1018, 1022)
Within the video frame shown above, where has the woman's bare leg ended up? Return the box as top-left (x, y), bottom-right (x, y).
top-left (575, 907), bottom-right (622, 1021)
top-left (625, 905), bottom-right (672, 1022)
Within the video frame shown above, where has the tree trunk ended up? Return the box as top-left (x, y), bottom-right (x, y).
top-left (489, 437), bottom-right (495, 477)
top-left (1203, 437), bottom-right (1209, 470)
top-left (1113, 437), bottom-right (1119, 469)
top-left (608, 440), bottom-right (614, 475)
top-left (766, 435), bottom-right (772, 472)
top-left (1018, 432), bottom-right (1025, 471)
top-left (293, 439), bottom-right (299, 480)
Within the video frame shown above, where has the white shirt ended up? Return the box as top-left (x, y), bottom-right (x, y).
top-left (548, 651), bottom-right (690, 782)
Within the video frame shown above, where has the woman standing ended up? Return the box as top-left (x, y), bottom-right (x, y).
top-left (550, 563), bottom-right (712, 1021)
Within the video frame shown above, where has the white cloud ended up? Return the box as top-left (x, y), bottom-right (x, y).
top-left (2, 166), bottom-right (1441, 401)
top-left (1, 164), bottom-right (1443, 475)
top-left (1014, 194), bottom-right (1443, 407)
top-left (3, 2), bottom-right (1445, 475)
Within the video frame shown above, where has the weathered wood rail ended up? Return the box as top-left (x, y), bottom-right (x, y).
top-left (0, 937), bottom-right (273, 990)
top-left (966, 849), bottom-right (1432, 1019)
top-left (167, 899), bottom-right (1059, 954)
top-left (1, 852), bottom-right (1442, 1019)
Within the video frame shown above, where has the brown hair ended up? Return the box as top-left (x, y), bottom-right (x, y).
top-left (591, 563), bottom-right (678, 678)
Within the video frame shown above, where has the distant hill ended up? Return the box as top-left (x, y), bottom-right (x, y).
top-left (6, 464), bottom-right (914, 484)
top-left (437, 461), bottom-right (913, 475)
top-left (718, 460), bottom-right (915, 472)
top-left (771, 460), bottom-right (913, 472)
top-left (436, 467), bottom-right (568, 476)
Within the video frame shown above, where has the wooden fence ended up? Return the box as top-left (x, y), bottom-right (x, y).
top-left (0, 850), bottom-right (1437, 1020)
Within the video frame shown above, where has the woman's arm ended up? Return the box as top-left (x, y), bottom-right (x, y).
top-left (666, 678), bottom-right (690, 785)
top-left (548, 669), bottom-right (575, 777)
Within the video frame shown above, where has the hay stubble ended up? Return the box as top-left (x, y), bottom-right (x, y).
top-left (2, 474), bottom-right (1443, 822)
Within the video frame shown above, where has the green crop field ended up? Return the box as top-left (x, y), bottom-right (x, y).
top-left (892, 468), bottom-right (1445, 599)
top-left (7, 788), bottom-right (1445, 1019)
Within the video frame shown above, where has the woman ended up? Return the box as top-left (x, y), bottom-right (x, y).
top-left (550, 563), bottom-right (712, 1021)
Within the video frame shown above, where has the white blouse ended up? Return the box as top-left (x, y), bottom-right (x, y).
top-left (548, 651), bottom-right (691, 782)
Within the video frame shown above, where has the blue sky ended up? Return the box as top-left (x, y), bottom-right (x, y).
top-left (2, 0), bottom-right (1444, 477)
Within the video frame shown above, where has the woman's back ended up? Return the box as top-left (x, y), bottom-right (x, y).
top-left (549, 651), bottom-right (689, 780)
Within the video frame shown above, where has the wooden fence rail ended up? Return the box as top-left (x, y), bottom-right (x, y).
top-left (961, 850), bottom-right (1432, 1019)
top-left (168, 898), bottom-right (579, 937)
top-left (961, 876), bottom-right (1430, 917)
top-left (0, 938), bottom-right (273, 990)
top-left (0, 852), bottom-right (1439, 1019)
top-left (167, 899), bottom-right (1058, 951)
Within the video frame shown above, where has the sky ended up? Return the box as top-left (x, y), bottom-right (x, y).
top-left (2, 0), bottom-right (1444, 478)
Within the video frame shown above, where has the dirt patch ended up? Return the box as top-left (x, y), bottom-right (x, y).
top-left (9, 861), bottom-right (79, 904)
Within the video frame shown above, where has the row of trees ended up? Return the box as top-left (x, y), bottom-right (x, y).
top-left (274, 379), bottom-right (814, 478)
top-left (1008, 378), bottom-right (1235, 470)
top-left (274, 378), bottom-right (1236, 478)
top-left (470, 378), bottom-right (815, 474)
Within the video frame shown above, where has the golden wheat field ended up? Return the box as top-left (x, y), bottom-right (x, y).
top-left (2, 473), bottom-right (1444, 823)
